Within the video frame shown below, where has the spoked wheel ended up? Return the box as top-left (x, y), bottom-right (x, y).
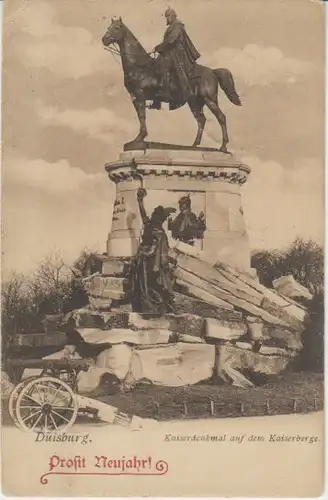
top-left (15, 376), bottom-right (78, 433)
top-left (8, 377), bottom-right (40, 428)
top-left (8, 380), bottom-right (28, 428)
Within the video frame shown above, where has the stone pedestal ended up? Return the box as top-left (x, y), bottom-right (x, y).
top-left (105, 148), bottom-right (251, 272)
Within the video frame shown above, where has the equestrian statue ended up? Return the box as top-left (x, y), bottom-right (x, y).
top-left (102, 8), bottom-right (241, 153)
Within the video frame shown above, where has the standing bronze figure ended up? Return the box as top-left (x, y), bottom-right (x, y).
top-left (102, 9), bottom-right (241, 153)
top-left (128, 188), bottom-right (176, 314)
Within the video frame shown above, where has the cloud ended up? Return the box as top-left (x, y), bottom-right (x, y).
top-left (242, 156), bottom-right (324, 250)
top-left (4, 157), bottom-right (107, 195)
top-left (202, 44), bottom-right (313, 86)
top-left (38, 106), bottom-right (134, 143)
top-left (15, 2), bottom-right (110, 78)
top-left (3, 156), bottom-right (115, 274)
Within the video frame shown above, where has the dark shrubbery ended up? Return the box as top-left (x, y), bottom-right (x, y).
top-left (1, 250), bottom-right (93, 361)
top-left (251, 237), bottom-right (323, 295)
top-left (300, 291), bottom-right (324, 372)
top-left (252, 238), bottom-right (324, 372)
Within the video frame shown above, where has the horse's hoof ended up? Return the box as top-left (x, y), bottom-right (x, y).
top-left (219, 146), bottom-right (231, 154)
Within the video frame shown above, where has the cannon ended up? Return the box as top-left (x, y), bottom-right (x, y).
top-left (6, 358), bottom-right (92, 433)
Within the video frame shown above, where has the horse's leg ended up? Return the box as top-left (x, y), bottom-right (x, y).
top-left (188, 98), bottom-right (206, 148)
top-left (204, 97), bottom-right (229, 153)
top-left (132, 97), bottom-right (148, 143)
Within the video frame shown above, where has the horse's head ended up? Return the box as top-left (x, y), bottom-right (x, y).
top-left (102, 17), bottom-right (126, 46)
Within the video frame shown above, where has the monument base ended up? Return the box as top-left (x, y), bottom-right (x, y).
top-left (105, 147), bottom-right (252, 272)
top-left (107, 235), bottom-right (139, 257)
top-left (124, 141), bottom-right (224, 152)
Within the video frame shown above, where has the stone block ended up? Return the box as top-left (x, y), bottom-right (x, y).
top-left (215, 344), bottom-right (290, 388)
top-left (96, 344), bottom-right (132, 380)
top-left (72, 311), bottom-right (206, 338)
top-left (76, 327), bottom-right (173, 346)
top-left (77, 366), bottom-right (121, 395)
top-left (85, 275), bottom-right (127, 300)
top-left (111, 303), bottom-right (133, 312)
top-left (245, 315), bottom-right (264, 342)
top-left (259, 345), bottom-right (294, 357)
top-left (42, 345), bottom-right (82, 360)
top-left (176, 333), bottom-right (205, 344)
top-left (205, 317), bottom-right (247, 341)
top-left (262, 325), bottom-right (303, 352)
top-left (125, 343), bottom-right (215, 387)
top-left (167, 313), bottom-right (206, 337)
top-left (102, 258), bottom-right (129, 276)
top-left (235, 341), bottom-right (253, 350)
top-left (127, 313), bottom-right (170, 330)
top-left (84, 254), bottom-right (128, 277)
top-left (175, 280), bottom-right (234, 311)
top-left (65, 309), bottom-right (128, 329)
top-left (173, 291), bottom-right (239, 319)
top-left (273, 275), bottom-right (313, 301)
top-left (88, 296), bottom-right (112, 310)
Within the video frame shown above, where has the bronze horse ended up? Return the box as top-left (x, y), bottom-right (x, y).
top-left (102, 18), bottom-right (241, 152)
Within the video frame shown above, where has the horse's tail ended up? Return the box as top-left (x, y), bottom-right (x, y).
top-left (214, 68), bottom-right (241, 106)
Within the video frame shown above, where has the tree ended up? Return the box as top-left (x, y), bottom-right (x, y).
top-left (251, 238), bottom-right (324, 293)
top-left (29, 252), bottom-right (71, 315)
top-left (1, 249), bottom-right (100, 365)
top-left (281, 238), bottom-right (323, 295)
top-left (63, 249), bottom-right (93, 313)
top-left (1, 272), bottom-right (34, 359)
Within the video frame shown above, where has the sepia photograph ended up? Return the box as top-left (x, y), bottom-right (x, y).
top-left (1, 0), bottom-right (325, 496)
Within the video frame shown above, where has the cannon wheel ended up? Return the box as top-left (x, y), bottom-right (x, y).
top-left (8, 380), bottom-right (28, 428)
top-left (15, 376), bottom-right (78, 432)
top-left (8, 377), bottom-right (40, 428)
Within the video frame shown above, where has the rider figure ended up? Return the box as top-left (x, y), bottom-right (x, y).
top-left (150, 8), bottom-right (201, 110)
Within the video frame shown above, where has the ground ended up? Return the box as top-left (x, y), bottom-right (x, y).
top-left (1, 371), bottom-right (323, 426)
top-left (98, 371), bottom-right (323, 420)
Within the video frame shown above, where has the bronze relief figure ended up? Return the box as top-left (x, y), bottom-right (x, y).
top-left (168, 194), bottom-right (206, 246)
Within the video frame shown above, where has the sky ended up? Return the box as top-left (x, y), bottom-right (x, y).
top-left (2, 0), bottom-right (325, 275)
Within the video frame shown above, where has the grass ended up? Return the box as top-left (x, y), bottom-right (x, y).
top-left (98, 371), bottom-right (324, 420)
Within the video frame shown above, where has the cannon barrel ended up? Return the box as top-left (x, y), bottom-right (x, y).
top-left (6, 358), bottom-right (90, 371)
